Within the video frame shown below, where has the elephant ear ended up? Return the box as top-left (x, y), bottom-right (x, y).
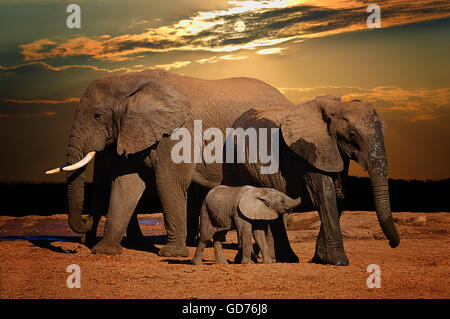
top-left (117, 77), bottom-right (191, 156)
top-left (238, 187), bottom-right (279, 220)
top-left (280, 100), bottom-right (343, 172)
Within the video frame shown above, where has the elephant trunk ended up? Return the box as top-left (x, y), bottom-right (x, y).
top-left (66, 142), bottom-right (93, 234)
top-left (287, 196), bottom-right (301, 210)
top-left (368, 154), bottom-right (400, 248)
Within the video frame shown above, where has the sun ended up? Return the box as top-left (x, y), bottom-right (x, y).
top-left (234, 20), bottom-right (246, 32)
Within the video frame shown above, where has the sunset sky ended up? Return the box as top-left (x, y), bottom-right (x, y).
top-left (0, 0), bottom-right (449, 182)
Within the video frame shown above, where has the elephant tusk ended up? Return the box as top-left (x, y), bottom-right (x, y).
top-left (45, 167), bottom-right (63, 175)
top-left (45, 151), bottom-right (96, 175)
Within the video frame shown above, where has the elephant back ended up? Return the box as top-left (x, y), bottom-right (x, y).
top-left (160, 72), bottom-right (291, 126)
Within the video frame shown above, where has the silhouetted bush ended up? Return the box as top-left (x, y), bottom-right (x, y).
top-left (0, 182), bottom-right (162, 217)
top-left (342, 177), bottom-right (450, 212)
top-left (0, 177), bottom-right (448, 216)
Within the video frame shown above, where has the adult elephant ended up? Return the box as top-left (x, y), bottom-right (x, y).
top-left (223, 95), bottom-right (400, 266)
top-left (46, 69), bottom-right (291, 256)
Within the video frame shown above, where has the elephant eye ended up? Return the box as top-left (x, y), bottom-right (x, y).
top-left (348, 131), bottom-right (357, 140)
top-left (94, 113), bottom-right (102, 119)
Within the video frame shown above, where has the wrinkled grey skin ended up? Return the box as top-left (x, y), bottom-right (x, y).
top-left (223, 95), bottom-right (400, 266)
top-left (63, 69), bottom-right (290, 256)
top-left (193, 185), bottom-right (301, 265)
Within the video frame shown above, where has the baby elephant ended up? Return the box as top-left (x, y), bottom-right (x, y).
top-left (193, 185), bottom-right (301, 265)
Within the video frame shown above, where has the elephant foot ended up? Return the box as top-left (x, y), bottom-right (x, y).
top-left (277, 250), bottom-right (299, 263)
top-left (234, 250), bottom-right (259, 264)
top-left (240, 257), bottom-right (254, 264)
top-left (312, 245), bottom-right (349, 266)
top-left (214, 258), bottom-right (228, 265)
top-left (192, 258), bottom-right (203, 265)
top-left (158, 243), bottom-right (189, 257)
top-left (262, 258), bottom-right (273, 264)
top-left (92, 239), bottom-right (122, 255)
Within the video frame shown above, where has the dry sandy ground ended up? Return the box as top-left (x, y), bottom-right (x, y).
top-left (0, 211), bottom-right (449, 299)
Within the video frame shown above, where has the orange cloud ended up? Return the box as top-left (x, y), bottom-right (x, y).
top-left (279, 85), bottom-right (450, 122)
top-left (256, 47), bottom-right (284, 55)
top-left (0, 112), bottom-right (56, 119)
top-left (0, 60), bottom-right (190, 76)
top-left (197, 54), bottom-right (249, 64)
top-left (153, 60), bottom-right (191, 71)
top-left (17, 39), bottom-right (56, 61)
top-left (406, 114), bottom-right (441, 122)
top-left (0, 61), bottom-right (134, 75)
top-left (3, 97), bottom-right (80, 104)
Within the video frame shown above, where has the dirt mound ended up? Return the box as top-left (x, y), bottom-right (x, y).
top-left (287, 211), bottom-right (450, 241)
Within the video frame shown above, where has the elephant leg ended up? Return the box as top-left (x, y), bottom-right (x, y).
top-left (193, 240), bottom-right (207, 265)
top-left (92, 173), bottom-right (145, 255)
top-left (193, 204), bottom-right (214, 265)
top-left (193, 227), bottom-right (211, 265)
top-left (156, 165), bottom-right (192, 257)
top-left (233, 230), bottom-right (243, 264)
top-left (239, 222), bottom-right (254, 264)
top-left (213, 231), bottom-right (228, 264)
top-left (82, 213), bottom-right (101, 248)
top-left (266, 214), bottom-right (299, 263)
top-left (253, 225), bottom-right (272, 263)
top-left (306, 171), bottom-right (349, 266)
top-left (186, 185), bottom-right (209, 246)
top-left (234, 229), bottom-right (260, 263)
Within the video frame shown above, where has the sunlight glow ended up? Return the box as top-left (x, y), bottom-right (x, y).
top-left (257, 47), bottom-right (284, 55)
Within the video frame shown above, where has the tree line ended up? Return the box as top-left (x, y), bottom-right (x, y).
top-left (0, 177), bottom-right (448, 216)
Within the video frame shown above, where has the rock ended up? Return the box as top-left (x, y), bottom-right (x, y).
top-left (412, 216), bottom-right (427, 226)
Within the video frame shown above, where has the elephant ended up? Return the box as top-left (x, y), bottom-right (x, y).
top-left (45, 69), bottom-right (291, 256)
top-left (193, 185), bottom-right (301, 265)
top-left (223, 95), bottom-right (400, 266)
